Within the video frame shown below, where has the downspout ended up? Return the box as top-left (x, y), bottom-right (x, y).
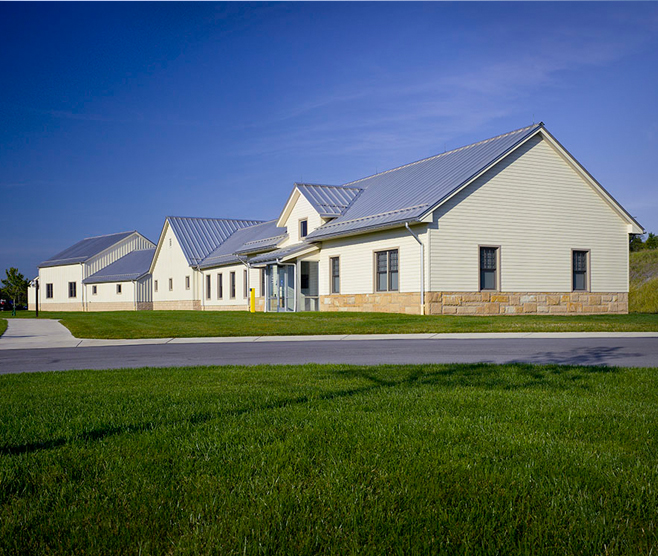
top-left (405, 222), bottom-right (425, 316)
top-left (133, 280), bottom-right (137, 311)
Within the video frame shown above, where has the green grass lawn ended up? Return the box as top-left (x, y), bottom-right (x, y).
top-left (631, 250), bottom-right (658, 313)
top-left (0, 318), bottom-right (6, 337)
top-left (4, 310), bottom-right (658, 338)
top-left (1, 363), bottom-right (656, 555)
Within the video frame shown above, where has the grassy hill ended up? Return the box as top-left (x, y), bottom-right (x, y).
top-left (630, 249), bottom-right (658, 313)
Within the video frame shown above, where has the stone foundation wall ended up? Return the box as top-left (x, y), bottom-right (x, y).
top-left (320, 292), bottom-right (422, 314)
top-left (152, 300), bottom-right (201, 311)
top-left (86, 302), bottom-right (137, 312)
top-left (36, 302), bottom-right (84, 312)
top-left (202, 304), bottom-right (249, 311)
top-left (137, 302), bottom-right (153, 311)
top-left (427, 292), bottom-right (628, 315)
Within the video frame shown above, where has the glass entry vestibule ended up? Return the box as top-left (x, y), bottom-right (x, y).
top-left (264, 262), bottom-right (319, 312)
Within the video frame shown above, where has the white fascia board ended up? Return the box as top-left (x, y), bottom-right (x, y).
top-left (276, 188), bottom-right (301, 228)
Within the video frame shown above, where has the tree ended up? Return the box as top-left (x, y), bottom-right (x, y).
top-left (1, 268), bottom-right (29, 310)
top-left (630, 234), bottom-right (646, 252)
top-left (646, 232), bottom-right (658, 250)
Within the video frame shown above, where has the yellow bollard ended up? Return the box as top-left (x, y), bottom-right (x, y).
top-left (250, 287), bottom-right (256, 313)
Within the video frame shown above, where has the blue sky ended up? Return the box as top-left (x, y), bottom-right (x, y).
top-left (2, 2), bottom-right (657, 278)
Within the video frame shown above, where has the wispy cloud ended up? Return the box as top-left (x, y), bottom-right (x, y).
top-left (232, 10), bottom-right (658, 166)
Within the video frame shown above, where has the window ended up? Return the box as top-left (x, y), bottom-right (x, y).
top-left (217, 273), bottom-right (223, 299)
top-left (185, 276), bottom-right (190, 290)
top-left (330, 257), bottom-right (340, 294)
top-left (479, 247), bottom-right (498, 291)
top-left (116, 284), bottom-right (122, 295)
top-left (260, 269), bottom-right (265, 297)
top-left (169, 278), bottom-right (173, 291)
top-left (573, 250), bottom-right (589, 291)
top-left (68, 282), bottom-right (77, 298)
top-left (169, 238), bottom-right (172, 247)
top-left (243, 270), bottom-right (248, 298)
top-left (46, 283), bottom-right (53, 298)
top-left (230, 272), bottom-right (236, 299)
top-left (92, 285), bottom-right (97, 295)
top-left (299, 219), bottom-right (308, 238)
top-left (206, 274), bottom-right (211, 299)
top-left (375, 250), bottom-right (398, 292)
top-left (154, 280), bottom-right (158, 292)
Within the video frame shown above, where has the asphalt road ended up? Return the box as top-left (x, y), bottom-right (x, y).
top-left (1, 337), bottom-right (657, 374)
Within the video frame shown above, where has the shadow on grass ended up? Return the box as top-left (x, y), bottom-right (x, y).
top-left (0, 362), bottom-right (620, 457)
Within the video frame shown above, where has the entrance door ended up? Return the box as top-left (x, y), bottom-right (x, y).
top-left (267, 264), bottom-right (295, 312)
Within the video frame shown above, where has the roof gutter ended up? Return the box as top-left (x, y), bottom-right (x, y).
top-left (405, 222), bottom-right (425, 316)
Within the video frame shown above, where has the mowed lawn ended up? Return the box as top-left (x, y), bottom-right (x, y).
top-left (3, 310), bottom-right (658, 339)
top-left (1, 363), bottom-right (656, 555)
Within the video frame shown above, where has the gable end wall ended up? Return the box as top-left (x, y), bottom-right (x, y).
top-left (428, 134), bottom-right (629, 295)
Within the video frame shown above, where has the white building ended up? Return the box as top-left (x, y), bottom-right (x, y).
top-left (29, 231), bottom-right (154, 311)
top-left (32, 123), bottom-right (644, 315)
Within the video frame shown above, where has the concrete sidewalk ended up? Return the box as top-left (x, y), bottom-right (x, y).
top-left (1, 318), bottom-right (658, 351)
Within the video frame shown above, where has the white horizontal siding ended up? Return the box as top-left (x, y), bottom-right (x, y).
top-left (151, 224), bottom-right (199, 302)
top-left (201, 263), bottom-right (256, 307)
top-left (39, 264), bottom-right (83, 306)
top-left (318, 226), bottom-right (427, 296)
top-left (429, 135), bottom-right (629, 293)
top-left (278, 192), bottom-right (323, 247)
top-left (85, 281), bottom-right (136, 305)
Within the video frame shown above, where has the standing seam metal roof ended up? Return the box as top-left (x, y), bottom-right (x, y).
top-left (307, 124), bottom-right (543, 240)
top-left (82, 249), bottom-right (155, 284)
top-left (39, 231), bottom-right (140, 268)
top-left (295, 183), bottom-right (363, 217)
top-left (167, 217), bottom-right (264, 266)
top-left (199, 220), bottom-right (286, 269)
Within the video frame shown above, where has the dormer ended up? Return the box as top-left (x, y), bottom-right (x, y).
top-left (276, 183), bottom-right (362, 247)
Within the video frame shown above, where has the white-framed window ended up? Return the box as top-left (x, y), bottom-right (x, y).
top-left (217, 273), bottom-right (223, 299)
top-left (573, 250), bottom-right (589, 292)
top-left (375, 250), bottom-right (398, 292)
top-left (206, 274), bottom-right (211, 300)
top-left (169, 278), bottom-right (173, 291)
top-left (243, 269), bottom-right (248, 298)
top-left (116, 284), bottom-right (122, 295)
top-left (479, 246), bottom-right (499, 291)
top-left (230, 272), bottom-right (236, 299)
top-left (185, 276), bottom-right (190, 290)
top-left (330, 256), bottom-right (340, 294)
top-left (46, 283), bottom-right (53, 298)
top-left (154, 280), bottom-right (158, 292)
top-left (169, 238), bottom-right (172, 247)
top-left (260, 269), bottom-right (265, 297)
top-left (299, 219), bottom-right (308, 238)
top-left (92, 285), bottom-right (97, 295)
top-left (68, 281), bottom-right (77, 298)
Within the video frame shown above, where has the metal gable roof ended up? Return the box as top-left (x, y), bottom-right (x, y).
top-left (307, 123), bottom-right (542, 241)
top-left (40, 231), bottom-right (138, 268)
top-left (167, 217), bottom-right (264, 266)
top-left (83, 249), bottom-right (155, 284)
top-left (199, 220), bottom-right (286, 269)
top-left (295, 183), bottom-right (363, 217)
